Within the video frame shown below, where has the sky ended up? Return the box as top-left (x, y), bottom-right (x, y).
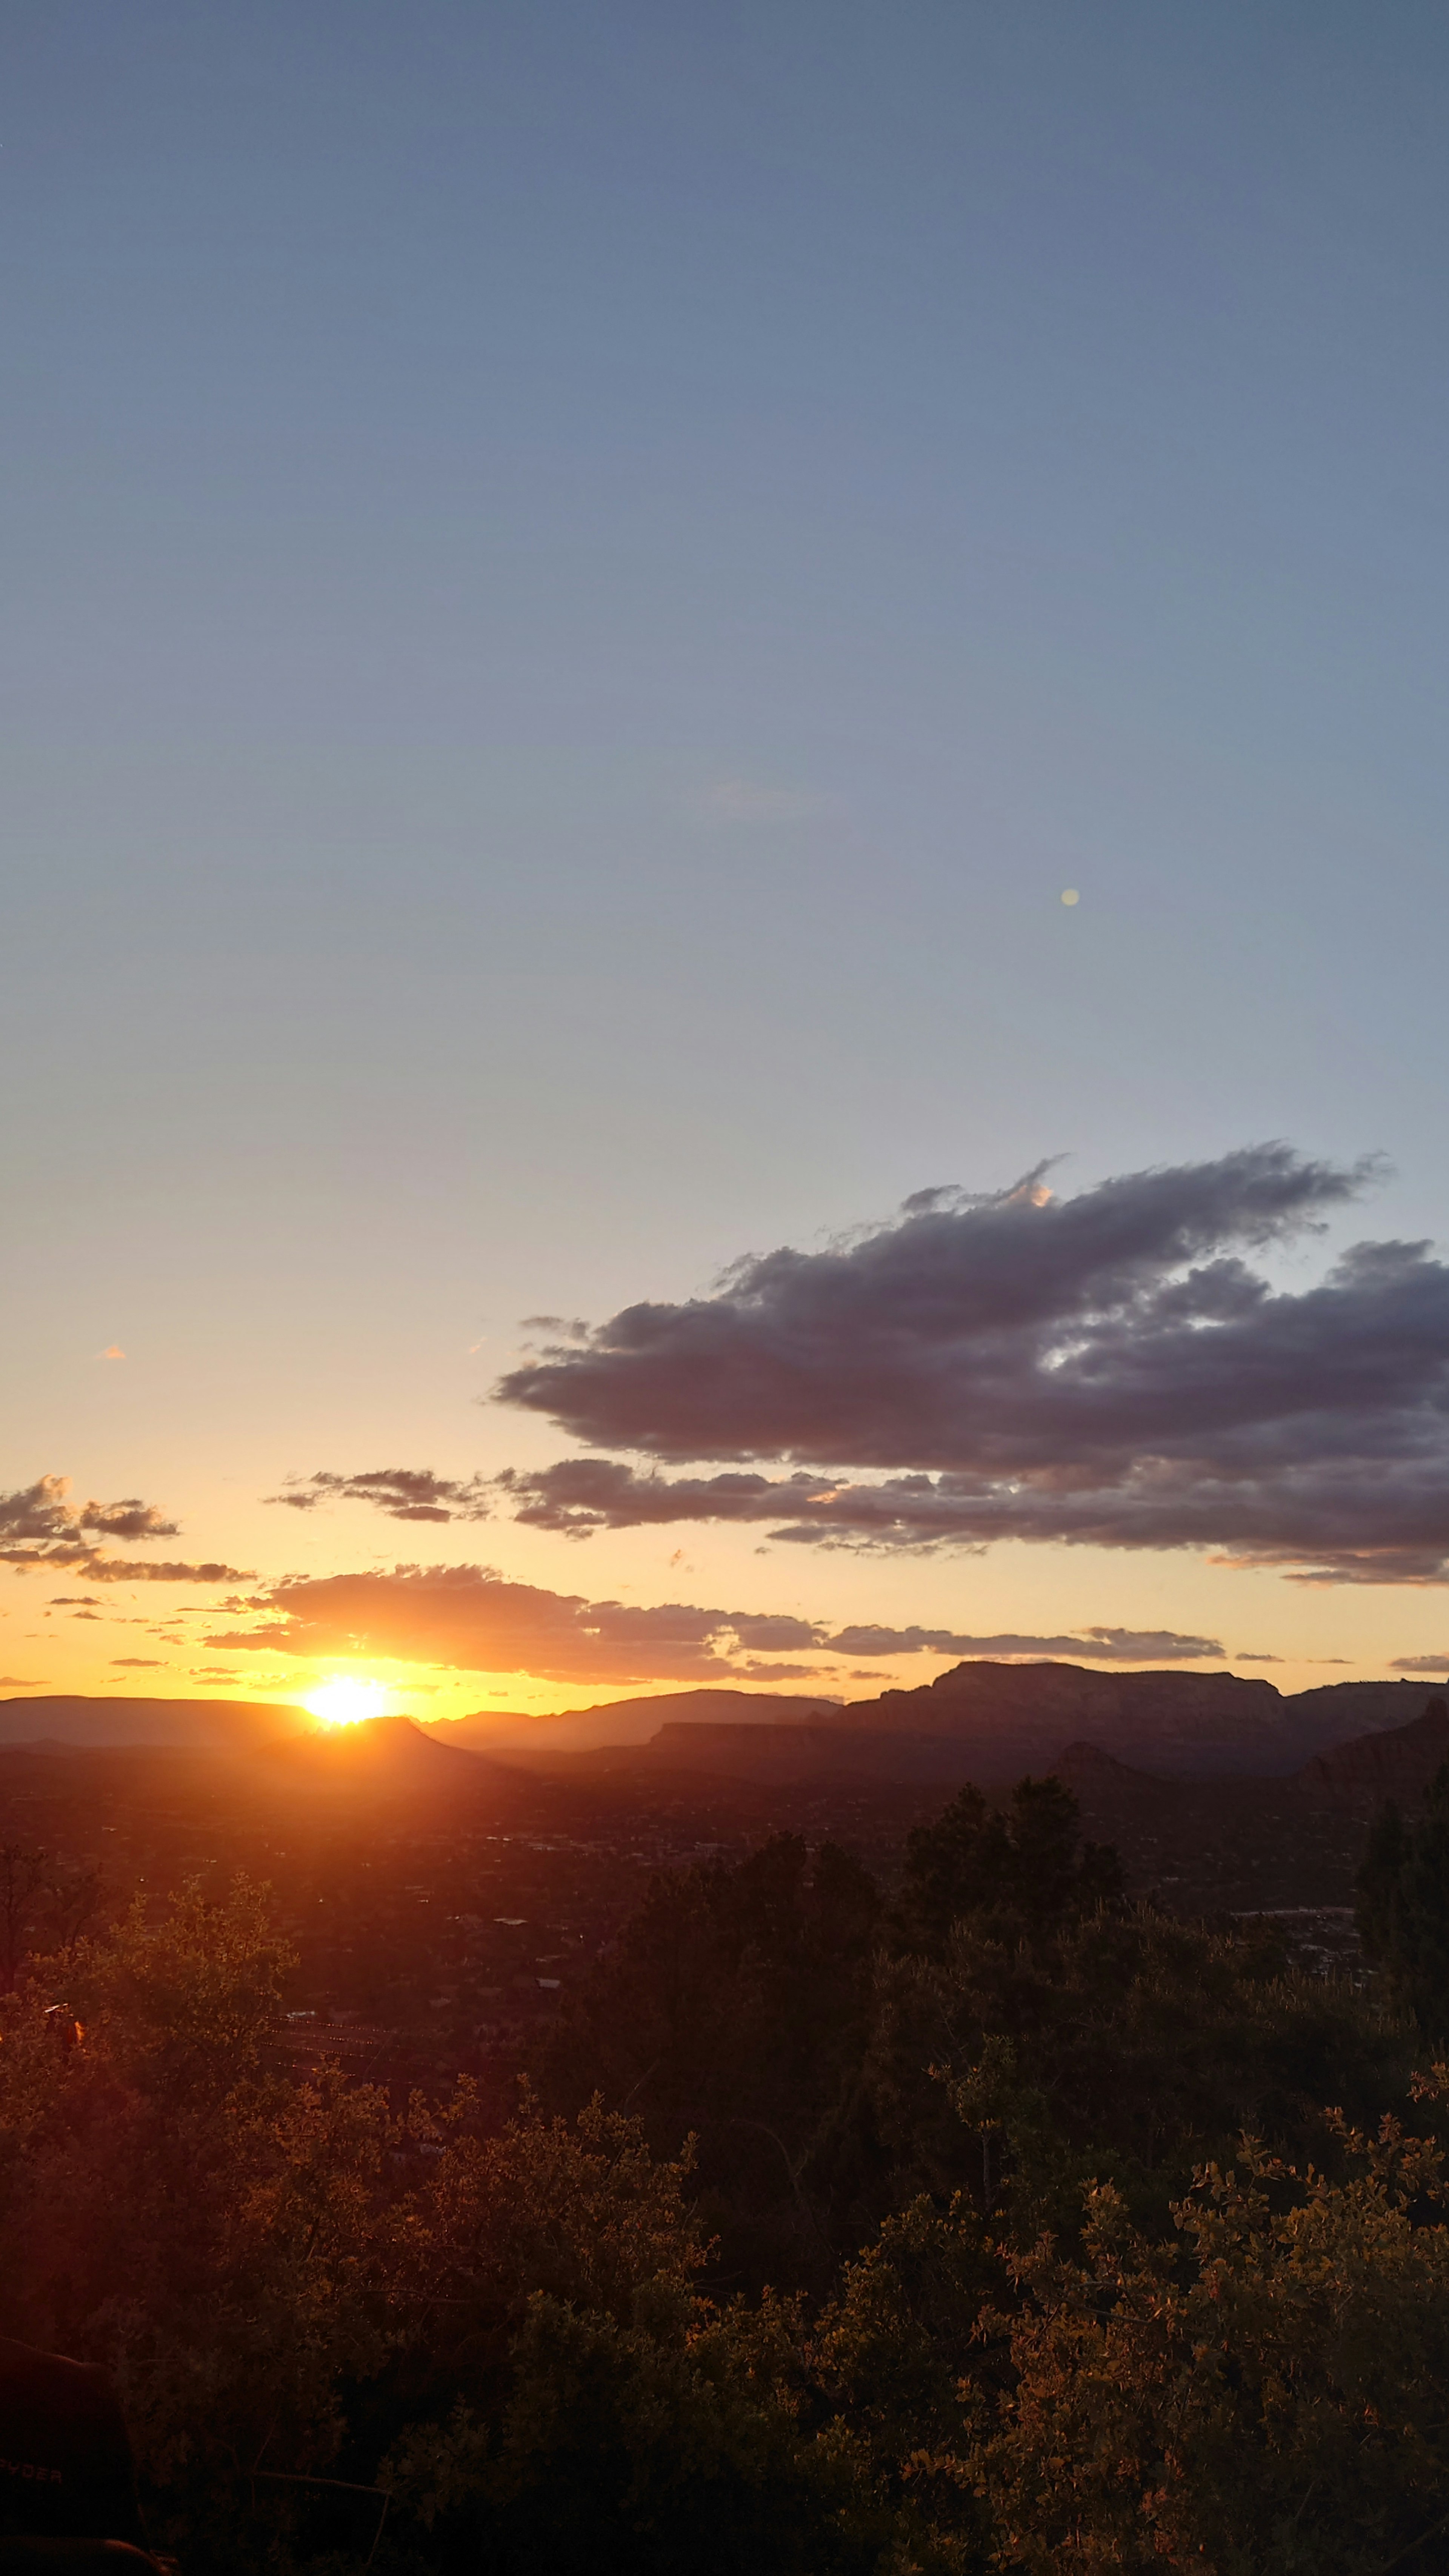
top-left (6, 0), bottom-right (1449, 1718)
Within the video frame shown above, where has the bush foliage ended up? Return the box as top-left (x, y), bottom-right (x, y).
top-left (2, 1778), bottom-right (1447, 2573)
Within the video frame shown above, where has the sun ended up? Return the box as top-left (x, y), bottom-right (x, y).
top-left (305, 1675), bottom-right (392, 1729)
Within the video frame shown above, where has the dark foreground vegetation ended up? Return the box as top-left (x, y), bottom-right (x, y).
top-left (4, 1771), bottom-right (1449, 2575)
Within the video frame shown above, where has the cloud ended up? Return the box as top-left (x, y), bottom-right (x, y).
top-left (98, 1345), bottom-right (125, 1361)
top-left (1389, 1655), bottom-right (1449, 1674)
top-left (818, 1624), bottom-right (1224, 1662)
top-left (1235, 1652), bottom-right (1283, 1663)
top-left (0, 1476), bottom-right (250, 1583)
top-left (205, 1563), bottom-right (1223, 1688)
top-left (208, 1562), bottom-right (844, 1686)
top-left (111, 1656), bottom-right (163, 1668)
top-left (88, 1558), bottom-right (254, 1584)
top-left (266, 1467), bottom-right (492, 1524)
top-left (491, 1145), bottom-right (1449, 1584)
top-left (0, 1676), bottom-right (45, 1687)
top-left (49, 1595), bottom-right (100, 1606)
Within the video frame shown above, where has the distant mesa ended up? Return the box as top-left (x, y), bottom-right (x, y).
top-left (0, 1695), bottom-right (314, 1752)
top-left (437, 1686), bottom-right (840, 1756)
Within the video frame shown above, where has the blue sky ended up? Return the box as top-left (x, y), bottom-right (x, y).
top-left (6, 2), bottom-right (1449, 1711)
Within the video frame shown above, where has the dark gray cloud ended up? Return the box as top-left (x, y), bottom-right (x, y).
top-left (0, 1476), bottom-right (249, 1583)
top-left (207, 1563), bottom-right (1223, 1686)
top-left (266, 1467), bottom-right (492, 1524)
top-left (820, 1624), bottom-right (1224, 1662)
top-left (491, 1147), bottom-right (1449, 1583)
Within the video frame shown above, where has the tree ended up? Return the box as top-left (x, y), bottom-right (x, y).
top-left (532, 1838), bottom-right (883, 2289)
top-left (378, 2093), bottom-right (873, 2576)
top-left (962, 2083), bottom-right (1449, 2574)
top-left (1357, 1754), bottom-right (1449, 2037)
top-left (892, 1777), bottom-right (1123, 1961)
top-left (0, 1844), bottom-right (51, 1992)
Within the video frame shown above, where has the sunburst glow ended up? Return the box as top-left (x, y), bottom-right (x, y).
top-left (304, 1675), bottom-right (392, 1728)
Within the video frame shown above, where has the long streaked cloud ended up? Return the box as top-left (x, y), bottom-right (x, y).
top-left (266, 1467), bottom-right (492, 1523)
top-left (0, 1477), bottom-right (251, 1583)
top-left (208, 1565), bottom-right (828, 1686)
top-left (820, 1623), bottom-right (1224, 1662)
top-left (1389, 1655), bottom-right (1449, 1675)
top-left (206, 1561), bottom-right (1224, 1685)
top-left (488, 1146), bottom-right (1449, 1584)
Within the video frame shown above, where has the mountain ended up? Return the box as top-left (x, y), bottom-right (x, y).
top-left (1299, 1700), bottom-right (1449, 1804)
top-left (432, 1687), bottom-right (841, 1755)
top-left (1283, 1679), bottom-right (1449, 1747)
top-left (840, 1663), bottom-right (1293, 1775)
top-left (829, 1663), bottom-right (1449, 1779)
top-left (512, 1669), bottom-right (1449, 1788)
top-left (0, 1695), bottom-right (312, 1750)
top-left (11, 1670), bottom-right (1445, 1781)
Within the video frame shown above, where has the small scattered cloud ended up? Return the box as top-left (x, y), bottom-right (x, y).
top-left (0, 1475), bottom-right (249, 1583)
top-left (266, 1467), bottom-right (492, 1524)
top-left (1390, 1655), bottom-right (1449, 1674)
top-left (49, 1595), bottom-right (100, 1605)
top-left (0, 1675), bottom-right (45, 1687)
top-left (97, 1344), bottom-right (125, 1361)
top-left (1235, 1652), bottom-right (1283, 1663)
top-left (111, 1656), bottom-right (163, 1668)
top-left (91, 1558), bottom-right (253, 1584)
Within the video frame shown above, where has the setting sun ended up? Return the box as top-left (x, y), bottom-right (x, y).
top-left (304, 1675), bottom-right (392, 1728)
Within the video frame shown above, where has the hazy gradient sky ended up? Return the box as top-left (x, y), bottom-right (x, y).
top-left (8, 0), bottom-right (1449, 1715)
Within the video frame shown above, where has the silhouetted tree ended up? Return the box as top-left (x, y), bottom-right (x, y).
top-left (1357, 1749), bottom-right (1449, 2036)
top-left (0, 1844), bottom-right (50, 1992)
top-left (891, 1775), bottom-right (1123, 1959)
